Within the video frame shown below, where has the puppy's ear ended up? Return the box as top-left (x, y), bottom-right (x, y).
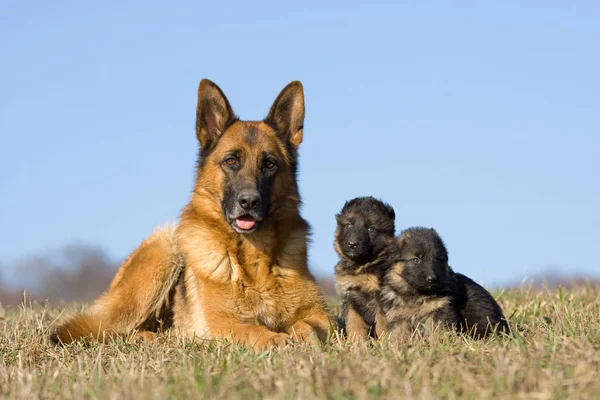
top-left (265, 81), bottom-right (305, 149)
top-left (384, 203), bottom-right (396, 221)
top-left (196, 79), bottom-right (236, 151)
top-left (428, 228), bottom-right (448, 255)
top-left (384, 237), bottom-right (401, 258)
top-left (339, 200), bottom-right (351, 216)
top-left (397, 232), bottom-right (411, 250)
top-left (335, 213), bottom-right (343, 224)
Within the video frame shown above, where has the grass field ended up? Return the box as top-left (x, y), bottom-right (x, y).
top-left (1, 284), bottom-right (599, 399)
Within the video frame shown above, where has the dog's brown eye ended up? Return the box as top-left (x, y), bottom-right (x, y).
top-left (345, 223), bottom-right (352, 228)
top-left (264, 160), bottom-right (276, 170)
top-left (412, 257), bottom-right (421, 264)
top-left (224, 157), bottom-right (236, 166)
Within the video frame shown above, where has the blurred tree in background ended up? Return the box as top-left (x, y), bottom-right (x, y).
top-left (0, 245), bottom-right (117, 305)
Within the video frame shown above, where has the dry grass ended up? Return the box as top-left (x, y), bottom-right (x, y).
top-left (1, 284), bottom-right (599, 399)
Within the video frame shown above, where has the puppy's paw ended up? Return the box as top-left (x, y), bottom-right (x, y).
top-left (346, 331), bottom-right (369, 343)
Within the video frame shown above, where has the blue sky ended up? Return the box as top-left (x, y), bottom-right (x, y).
top-left (1, 1), bottom-right (599, 287)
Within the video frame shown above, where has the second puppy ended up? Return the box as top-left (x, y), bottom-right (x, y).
top-left (379, 227), bottom-right (460, 342)
top-left (334, 197), bottom-right (396, 340)
top-left (380, 227), bottom-right (509, 342)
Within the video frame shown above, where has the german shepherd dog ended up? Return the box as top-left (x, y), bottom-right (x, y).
top-left (379, 227), bottom-right (460, 342)
top-left (380, 227), bottom-right (508, 341)
top-left (333, 197), bottom-right (395, 340)
top-left (50, 80), bottom-right (332, 349)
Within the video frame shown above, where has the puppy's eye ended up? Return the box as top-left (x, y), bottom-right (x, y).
top-left (264, 160), bottom-right (276, 170)
top-left (411, 257), bottom-right (421, 264)
top-left (345, 223), bottom-right (352, 228)
top-left (224, 157), bottom-right (237, 166)
top-left (367, 227), bottom-right (375, 232)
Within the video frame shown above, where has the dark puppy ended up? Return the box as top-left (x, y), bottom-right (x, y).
top-left (379, 227), bottom-right (459, 342)
top-left (334, 197), bottom-right (396, 340)
top-left (380, 227), bottom-right (509, 342)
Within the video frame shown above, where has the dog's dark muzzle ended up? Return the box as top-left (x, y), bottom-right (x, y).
top-left (224, 188), bottom-right (268, 234)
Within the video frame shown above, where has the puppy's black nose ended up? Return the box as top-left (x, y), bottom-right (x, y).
top-left (347, 241), bottom-right (357, 249)
top-left (238, 191), bottom-right (260, 211)
top-left (426, 275), bottom-right (437, 284)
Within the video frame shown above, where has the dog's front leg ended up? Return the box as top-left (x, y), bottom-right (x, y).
top-left (210, 322), bottom-right (291, 349)
top-left (374, 304), bottom-right (388, 339)
top-left (344, 306), bottom-right (370, 342)
top-left (287, 309), bottom-right (333, 345)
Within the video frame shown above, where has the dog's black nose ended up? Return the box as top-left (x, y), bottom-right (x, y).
top-left (426, 275), bottom-right (437, 284)
top-left (238, 191), bottom-right (260, 210)
top-left (347, 241), bottom-right (357, 248)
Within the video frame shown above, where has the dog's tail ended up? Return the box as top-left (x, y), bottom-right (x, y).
top-left (49, 224), bottom-right (184, 345)
top-left (50, 313), bottom-right (116, 344)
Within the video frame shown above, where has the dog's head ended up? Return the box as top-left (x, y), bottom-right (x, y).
top-left (193, 79), bottom-right (304, 234)
top-left (393, 227), bottom-right (451, 293)
top-left (334, 197), bottom-right (396, 264)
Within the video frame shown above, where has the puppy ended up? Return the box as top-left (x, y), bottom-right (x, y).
top-left (380, 227), bottom-right (509, 342)
top-left (333, 197), bottom-right (396, 340)
top-left (379, 227), bottom-right (459, 342)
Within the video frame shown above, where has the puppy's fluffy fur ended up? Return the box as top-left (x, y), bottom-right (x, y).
top-left (333, 197), bottom-right (396, 340)
top-left (380, 227), bottom-right (509, 341)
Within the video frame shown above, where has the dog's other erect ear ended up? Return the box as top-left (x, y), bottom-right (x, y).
top-left (265, 81), bottom-right (305, 149)
top-left (397, 233), bottom-right (411, 250)
top-left (196, 79), bottom-right (236, 151)
top-left (383, 202), bottom-right (396, 221)
top-left (335, 213), bottom-right (343, 224)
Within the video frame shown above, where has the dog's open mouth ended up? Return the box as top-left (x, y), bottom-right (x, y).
top-left (233, 215), bottom-right (258, 233)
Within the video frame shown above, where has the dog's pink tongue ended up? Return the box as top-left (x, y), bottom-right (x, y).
top-left (236, 217), bottom-right (256, 230)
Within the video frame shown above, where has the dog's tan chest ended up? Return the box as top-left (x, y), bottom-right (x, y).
top-left (230, 272), bottom-right (291, 330)
top-left (177, 218), bottom-right (316, 336)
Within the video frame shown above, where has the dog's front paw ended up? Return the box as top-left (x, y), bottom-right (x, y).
top-left (252, 332), bottom-right (291, 349)
top-left (288, 320), bottom-right (321, 346)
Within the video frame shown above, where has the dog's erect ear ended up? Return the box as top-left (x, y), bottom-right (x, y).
top-left (196, 79), bottom-right (236, 150)
top-left (397, 232), bottom-right (411, 250)
top-left (383, 202), bottom-right (396, 221)
top-left (265, 81), bottom-right (305, 149)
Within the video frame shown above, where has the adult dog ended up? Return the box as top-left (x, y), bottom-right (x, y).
top-left (51, 80), bottom-right (331, 348)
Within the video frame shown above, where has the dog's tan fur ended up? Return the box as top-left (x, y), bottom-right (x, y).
top-left (51, 80), bottom-right (331, 349)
